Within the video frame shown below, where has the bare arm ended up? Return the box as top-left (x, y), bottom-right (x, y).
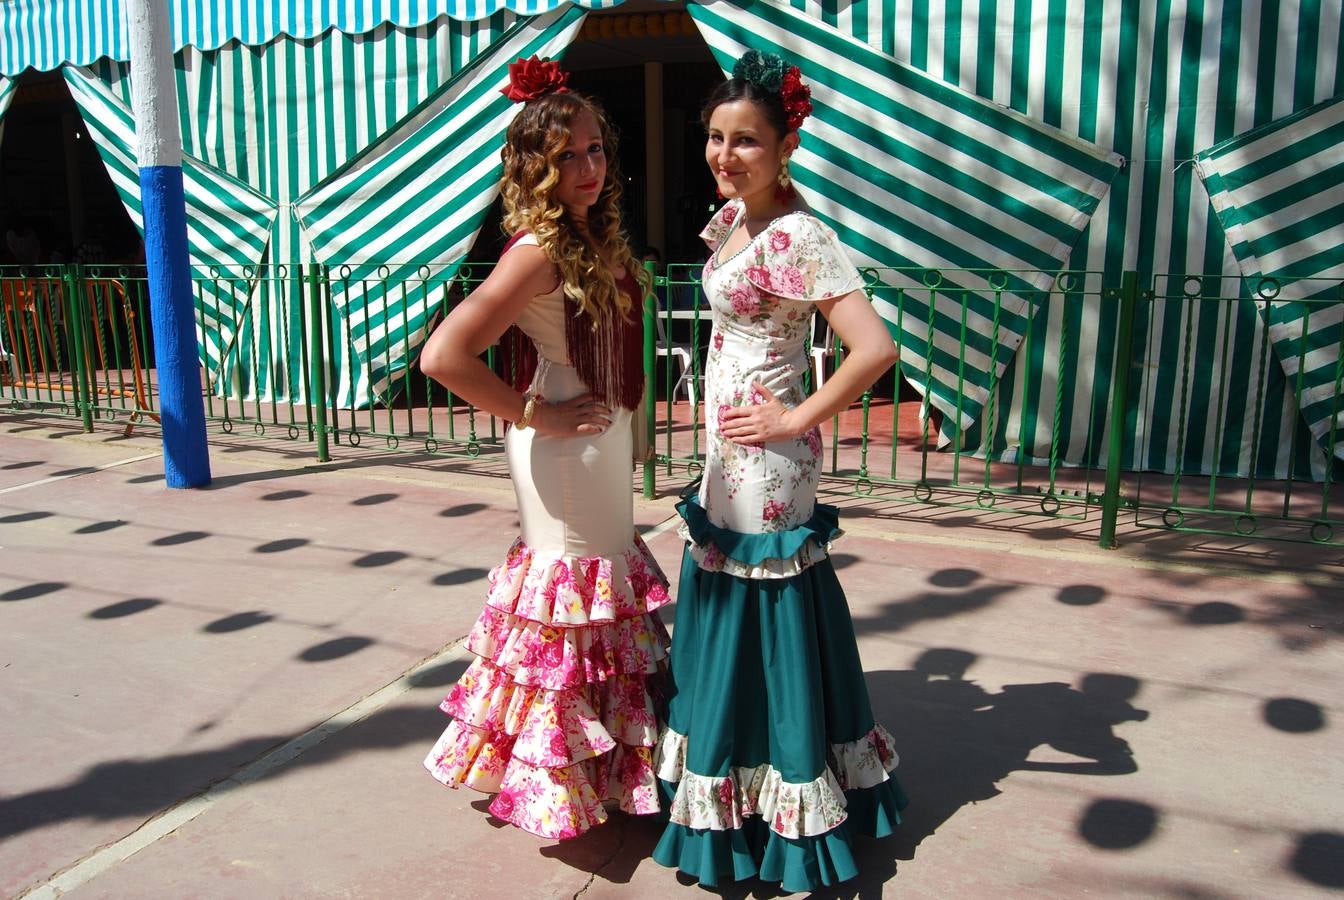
top-left (719, 288), bottom-right (897, 444)
top-left (418, 244), bottom-right (612, 435)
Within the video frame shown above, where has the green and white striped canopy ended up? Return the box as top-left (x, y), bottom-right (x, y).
top-left (60, 67), bottom-right (279, 379)
top-left (0, 0), bottom-right (623, 74)
top-left (688, 0), bottom-right (1123, 437)
top-left (88, 17), bottom-right (520, 405)
top-left (1195, 95), bottom-right (1344, 462)
top-left (294, 6), bottom-right (586, 406)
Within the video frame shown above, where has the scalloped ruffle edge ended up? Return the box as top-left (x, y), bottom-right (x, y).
top-left (424, 533), bottom-right (672, 840)
top-left (466, 603), bottom-right (669, 691)
top-left (424, 720), bottom-right (661, 840)
top-left (443, 657), bottom-right (661, 758)
top-left (677, 495), bottom-right (843, 577)
top-left (678, 521), bottom-right (839, 578)
top-left (653, 725), bottom-right (899, 840)
top-left (654, 817), bottom-right (857, 893)
top-left (652, 777), bottom-right (907, 892)
top-left (485, 533), bottom-right (672, 627)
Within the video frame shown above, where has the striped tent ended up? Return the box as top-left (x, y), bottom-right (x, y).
top-left (689, 0), bottom-right (1123, 440)
top-left (84, 16), bottom-right (523, 403)
top-left (3, 0), bottom-right (1342, 478)
top-left (294, 7), bottom-right (587, 406)
top-left (0, 0), bottom-right (624, 72)
top-left (60, 66), bottom-right (278, 380)
top-left (833, 1), bottom-right (1342, 481)
top-left (1195, 95), bottom-right (1344, 464)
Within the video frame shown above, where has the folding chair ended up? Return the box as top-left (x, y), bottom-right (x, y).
top-left (810, 313), bottom-right (838, 391)
top-left (654, 301), bottom-right (697, 406)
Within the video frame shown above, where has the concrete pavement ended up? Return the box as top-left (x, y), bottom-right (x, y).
top-left (1, 415), bottom-right (1341, 898)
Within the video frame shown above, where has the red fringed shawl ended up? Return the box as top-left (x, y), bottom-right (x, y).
top-left (497, 231), bottom-right (645, 411)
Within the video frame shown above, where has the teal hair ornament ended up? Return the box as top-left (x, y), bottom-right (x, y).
top-left (732, 50), bottom-right (789, 93)
top-left (732, 49), bottom-right (813, 131)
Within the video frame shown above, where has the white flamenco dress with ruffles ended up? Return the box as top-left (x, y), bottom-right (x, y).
top-left (423, 234), bottom-right (671, 839)
top-left (652, 201), bottom-right (907, 892)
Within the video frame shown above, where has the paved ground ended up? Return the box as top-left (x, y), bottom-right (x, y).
top-left (1, 414), bottom-right (1342, 899)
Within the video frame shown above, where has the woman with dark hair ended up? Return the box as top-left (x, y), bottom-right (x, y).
top-left (418, 57), bottom-right (670, 840)
top-left (652, 51), bottom-right (907, 892)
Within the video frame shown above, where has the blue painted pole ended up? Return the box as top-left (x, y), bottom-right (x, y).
top-left (126, 0), bottom-right (210, 487)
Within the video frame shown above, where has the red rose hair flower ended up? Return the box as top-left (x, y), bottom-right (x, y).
top-left (780, 66), bottom-right (812, 131)
top-left (501, 55), bottom-right (570, 103)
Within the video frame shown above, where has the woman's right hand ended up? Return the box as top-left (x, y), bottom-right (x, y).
top-left (531, 393), bottom-right (613, 436)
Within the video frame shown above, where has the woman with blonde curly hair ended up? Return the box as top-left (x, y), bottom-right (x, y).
top-left (419, 57), bottom-right (671, 840)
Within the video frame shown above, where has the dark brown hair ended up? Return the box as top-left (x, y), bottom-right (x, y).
top-left (701, 78), bottom-right (791, 138)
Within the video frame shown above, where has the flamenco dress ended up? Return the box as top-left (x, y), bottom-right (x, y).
top-left (423, 233), bottom-right (672, 839)
top-left (652, 200), bottom-right (908, 892)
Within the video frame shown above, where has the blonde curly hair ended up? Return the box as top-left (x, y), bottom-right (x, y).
top-left (500, 91), bottom-right (651, 323)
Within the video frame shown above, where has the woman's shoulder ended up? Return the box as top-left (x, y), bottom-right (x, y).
top-left (503, 230), bottom-right (540, 252)
top-left (700, 199), bottom-right (744, 247)
top-left (498, 230), bottom-right (561, 296)
top-left (744, 211), bottom-right (864, 302)
top-left (767, 209), bottom-right (836, 243)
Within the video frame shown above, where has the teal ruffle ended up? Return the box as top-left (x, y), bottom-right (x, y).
top-left (842, 777), bottom-right (908, 840)
top-left (652, 779), bottom-right (906, 893)
top-left (676, 495), bottom-right (841, 566)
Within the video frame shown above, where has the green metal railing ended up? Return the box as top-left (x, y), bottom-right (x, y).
top-left (3, 262), bottom-right (1340, 548)
top-left (1126, 272), bottom-right (1344, 545)
top-left (652, 264), bottom-right (1121, 526)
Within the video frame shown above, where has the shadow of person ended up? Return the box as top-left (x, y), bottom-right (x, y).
top-left (538, 810), bottom-right (665, 884)
top-left (863, 649), bottom-right (1148, 861)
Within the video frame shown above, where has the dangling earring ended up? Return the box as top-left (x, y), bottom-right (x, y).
top-left (775, 156), bottom-right (797, 202)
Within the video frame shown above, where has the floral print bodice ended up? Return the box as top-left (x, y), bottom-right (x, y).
top-left (697, 200), bottom-right (864, 541)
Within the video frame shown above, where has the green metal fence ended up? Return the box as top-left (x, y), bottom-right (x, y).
top-left (1127, 273), bottom-right (1344, 545)
top-left (651, 263), bottom-right (1130, 539)
top-left (3, 262), bottom-right (1340, 548)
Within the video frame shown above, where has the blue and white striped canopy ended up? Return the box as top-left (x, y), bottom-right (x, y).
top-left (0, 0), bottom-right (627, 75)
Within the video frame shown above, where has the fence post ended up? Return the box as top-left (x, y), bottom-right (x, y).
top-left (1099, 270), bottom-right (1140, 548)
top-left (308, 262), bottom-right (331, 463)
top-left (63, 265), bottom-right (95, 433)
top-left (642, 262), bottom-right (658, 499)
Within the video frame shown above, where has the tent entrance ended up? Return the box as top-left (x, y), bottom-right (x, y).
top-left (564, 6), bottom-right (721, 266)
top-left (0, 69), bottom-right (137, 268)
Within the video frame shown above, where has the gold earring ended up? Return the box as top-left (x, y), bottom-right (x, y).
top-left (778, 157), bottom-right (792, 189)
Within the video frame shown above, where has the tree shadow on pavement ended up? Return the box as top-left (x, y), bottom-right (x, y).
top-left (849, 569), bottom-right (1016, 637)
top-left (0, 660), bottom-right (469, 842)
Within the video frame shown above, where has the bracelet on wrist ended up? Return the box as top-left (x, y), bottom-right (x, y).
top-left (517, 393), bottom-right (538, 430)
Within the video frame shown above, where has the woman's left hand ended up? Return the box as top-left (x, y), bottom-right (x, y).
top-left (719, 382), bottom-right (798, 446)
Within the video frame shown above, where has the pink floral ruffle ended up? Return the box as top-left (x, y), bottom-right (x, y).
top-left (424, 534), bottom-right (671, 840)
top-left (486, 535), bottom-right (671, 626)
top-left (466, 606), bottom-right (669, 690)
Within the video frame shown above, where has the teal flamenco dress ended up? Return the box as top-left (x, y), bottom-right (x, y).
top-left (651, 496), bottom-right (908, 892)
top-left (652, 200), bottom-right (908, 891)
